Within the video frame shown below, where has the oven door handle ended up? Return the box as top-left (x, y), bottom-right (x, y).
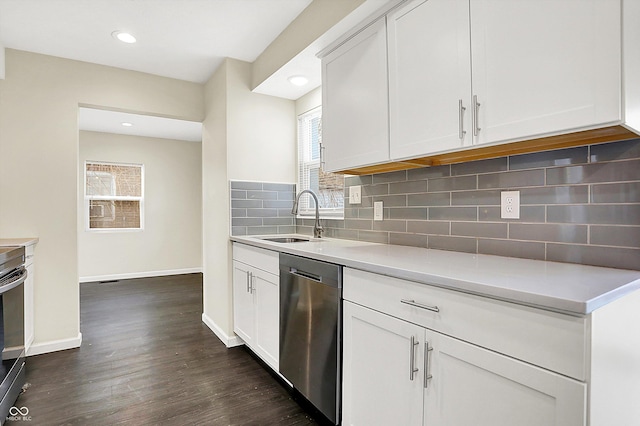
top-left (0, 268), bottom-right (27, 294)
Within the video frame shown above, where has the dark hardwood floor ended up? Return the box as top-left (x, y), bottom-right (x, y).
top-left (13, 274), bottom-right (320, 425)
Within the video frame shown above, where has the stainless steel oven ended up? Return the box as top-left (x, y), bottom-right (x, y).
top-left (0, 246), bottom-right (26, 424)
top-left (279, 253), bottom-right (342, 425)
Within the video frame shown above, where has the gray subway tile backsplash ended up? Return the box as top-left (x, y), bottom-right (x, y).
top-left (389, 180), bottom-right (427, 194)
top-left (295, 138), bottom-right (640, 270)
top-left (591, 182), bottom-right (640, 204)
top-left (508, 223), bottom-right (588, 244)
top-left (204, 140), bottom-right (640, 269)
top-left (451, 190), bottom-right (501, 206)
top-left (590, 225), bottom-right (640, 249)
top-left (519, 186), bottom-right (589, 205)
top-left (547, 204), bottom-right (640, 225)
top-left (509, 146), bottom-right (588, 170)
top-left (589, 138), bottom-right (640, 162)
top-left (427, 175), bottom-right (477, 192)
top-left (546, 159), bottom-right (640, 185)
top-left (451, 157), bottom-right (507, 176)
top-left (478, 169), bottom-right (545, 189)
top-left (230, 181), bottom-right (296, 236)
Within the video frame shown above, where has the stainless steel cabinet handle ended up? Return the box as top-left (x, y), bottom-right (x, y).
top-left (424, 341), bottom-right (434, 389)
top-left (401, 299), bottom-right (440, 313)
top-left (249, 272), bottom-right (254, 294)
top-left (458, 99), bottom-right (466, 141)
top-left (473, 95), bottom-right (481, 137)
top-left (246, 271), bottom-right (251, 293)
top-left (409, 336), bottom-right (419, 381)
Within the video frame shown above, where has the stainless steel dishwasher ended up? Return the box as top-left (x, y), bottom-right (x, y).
top-left (279, 253), bottom-right (342, 425)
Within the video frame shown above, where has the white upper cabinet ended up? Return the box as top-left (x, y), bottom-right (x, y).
top-left (321, 17), bottom-right (389, 172)
top-left (471, 0), bottom-right (621, 146)
top-left (388, 0), bottom-right (621, 159)
top-left (623, 0), bottom-right (640, 133)
top-left (321, 0), bottom-right (625, 171)
top-left (388, 0), bottom-right (472, 159)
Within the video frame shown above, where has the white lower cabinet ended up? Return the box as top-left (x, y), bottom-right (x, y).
top-left (343, 301), bottom-right (424, 426)
top-left (232, 243), bottom-right (279, 371)
top-left (343, 301), bottom-right (585, 426)
top-left (342, 266), bottom-right (596, 426)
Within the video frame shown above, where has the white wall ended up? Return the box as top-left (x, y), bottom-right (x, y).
top-left (78, 131), bottom-right (202, 281)
top-left (0, 49), bottom-right (203, 354)
top-left (201, 58), bottom-right (295, 344)
top-left (226, 59), bottom-right (296, 182)
top-left (296, 86), bottom-right (322, 116)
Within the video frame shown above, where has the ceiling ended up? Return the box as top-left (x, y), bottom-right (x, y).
top-left (0, 0), bottom-right (312, 84)
top-left (78, 108), bottom-right (203, 142)
top-left (0, 0), bottom-right (390, 140)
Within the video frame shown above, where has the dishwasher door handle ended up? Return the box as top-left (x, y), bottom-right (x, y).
top-left (289, 269), bottom-right (323, 283)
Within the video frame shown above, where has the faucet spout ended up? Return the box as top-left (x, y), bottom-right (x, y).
top-left (292, 189), bottom-right (323, 238)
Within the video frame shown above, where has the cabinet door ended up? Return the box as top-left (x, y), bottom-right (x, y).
top-left (322, 17), bottom-right (389, 172)
top-left (470, 0), bottom-right (621, 146)
top-left (388, 0), bottom-right (472, 160)
top-left (253, 270), bottom-right (279, 370)
top-left (232, 261), bottom-right (254, 346)
top-left (424, 331), bottom-right (586, 426)
top-left (342, 301), bottom-right (424, 426)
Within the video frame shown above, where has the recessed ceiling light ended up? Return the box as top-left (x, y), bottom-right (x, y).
top-left (121, 122), bottom-right (133, 127)
top-left (288, 75), bottom-right (309, 87)
top-left (112, 31), bottom-right (137, 44)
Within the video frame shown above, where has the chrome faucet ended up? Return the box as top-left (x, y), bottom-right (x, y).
top-left (291, 189), bottom-right (323, 238)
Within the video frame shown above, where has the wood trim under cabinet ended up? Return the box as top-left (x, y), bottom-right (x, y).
top-left (337, 125), bottom-right (639, 175)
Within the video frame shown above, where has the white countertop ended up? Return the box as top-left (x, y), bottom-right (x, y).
top-left (0, 238), bottom-right (39, 247)
top-left (231, 234), bottom-right (640, 315)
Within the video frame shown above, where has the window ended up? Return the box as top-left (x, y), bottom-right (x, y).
top-left (85, 161), bottom-right (144, 230)
top-left (297, 107), bottom-right (344, 218)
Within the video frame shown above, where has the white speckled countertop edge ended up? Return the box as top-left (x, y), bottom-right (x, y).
top-left (231, 235), bottom-right (640, 315)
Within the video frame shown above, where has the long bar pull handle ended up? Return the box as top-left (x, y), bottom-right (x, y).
top-left (246, 271), bottom-right (251, 293)
top-left (401, 299), bottom-right (440, 313)
top-left (473, 95), bottom-right (481, 137)
top-left (249, 272), bottom-right (255, 294)
top-left (409, 336), bottom-right (419, 381)
top-left (458, 99), bottom-right (466, 141)
top-left (424, 341), bottom-right (434, 388)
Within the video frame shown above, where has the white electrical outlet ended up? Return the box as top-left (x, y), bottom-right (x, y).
top-left (349, 185), bottom-right (362, 205)
top-left (374, 201), bottom-right (383, 221)
top-left (501, 191), bottom-right (520, 219)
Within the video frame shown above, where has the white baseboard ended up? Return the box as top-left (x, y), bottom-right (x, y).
top-left (201, 313), bottom-right (244, 348)
top-left (79, 267), bottom-right (203, 283)
top-left (26, 333), bottom-right (82, 356)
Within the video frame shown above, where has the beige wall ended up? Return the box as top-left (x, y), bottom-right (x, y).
top-left (227, 59), bottom-right (296, 182)
top-left (202, 58), bottom-right (295, 342)
top-left (78, 131), bottom-right (202, 280)
top-left (0, 49), bottom-right (203, 352)
top-left (202, 58), bottom-right (232, 339)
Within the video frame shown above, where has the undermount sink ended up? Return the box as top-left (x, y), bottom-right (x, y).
top-left (260, 237), bottom-right (310, 243)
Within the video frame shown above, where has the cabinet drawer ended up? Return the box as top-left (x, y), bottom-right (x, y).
top-left (343, 268), bottom-right (588, 381)
top-left (232, 243), bottom-right (279, 276)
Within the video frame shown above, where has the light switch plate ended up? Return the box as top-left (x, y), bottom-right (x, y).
top-left (349, 185), bottom-right (362, 204)
top-left (501, 191), bottom-right (520, 219)
top-left (374, 201), bottom-right (383, 221)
